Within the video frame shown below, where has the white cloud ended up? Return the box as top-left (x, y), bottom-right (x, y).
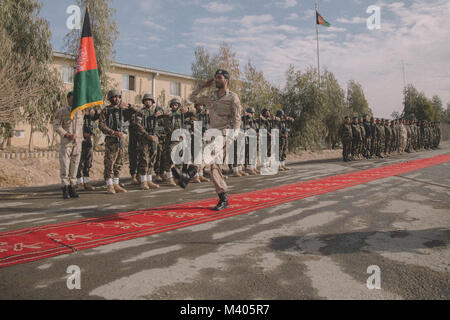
top-left (185, 0), bottom-right (450, 118)
top-left (336, 17), bottom-right (366, 24)
top-left (143, 19), bottom-right (167, 31)
top-left (286, 13), bottom-right (299, 21)
top-left (265, 0), bottom-right (297, 9)
top-left (201, 2), bottom-right (233, 13)
top-left (194, 17), bottom-right (229, 25)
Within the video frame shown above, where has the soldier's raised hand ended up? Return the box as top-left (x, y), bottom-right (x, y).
top-left (202, 79), bottom-right (214, 89)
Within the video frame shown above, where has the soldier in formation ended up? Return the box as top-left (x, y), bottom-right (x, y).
top-left (340, 115), bottom-right (442, 162)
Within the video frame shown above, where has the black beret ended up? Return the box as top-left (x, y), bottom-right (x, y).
top-left (215, 69), bottom-right (230, 79)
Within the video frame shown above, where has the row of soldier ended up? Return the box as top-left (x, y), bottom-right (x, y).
top-left (74, 90), bottom-right (295, 195)
top-left (340, 115), bottom-right (442, 162)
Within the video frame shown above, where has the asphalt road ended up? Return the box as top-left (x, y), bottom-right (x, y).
top-left (0, 143), bottom-right (449, 300)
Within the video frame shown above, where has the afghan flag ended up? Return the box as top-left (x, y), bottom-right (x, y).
top-left (316, 11), bottom-right (331, 27)
top-left (71, 8), bottom-right (103, 119)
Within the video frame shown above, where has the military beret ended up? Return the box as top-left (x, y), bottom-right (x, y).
top-left (215, 69), bottom-right (230, 79)
top-left (67, 91), bottom-right (73, 98)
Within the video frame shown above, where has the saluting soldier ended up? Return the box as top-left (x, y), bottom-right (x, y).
top-left (98, 89), bottom-right (137, 194)
top-left (180, 69), bottom-right (242, 211)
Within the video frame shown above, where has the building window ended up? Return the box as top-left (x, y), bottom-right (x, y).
top-left (170, 81), bottom-right (181, 97)
top-left (122, 75), bottom-right (136, 91)
top-left (13, 130), bottom-right (25, 139)
top-left (61, 65), bottom-right (74, 84)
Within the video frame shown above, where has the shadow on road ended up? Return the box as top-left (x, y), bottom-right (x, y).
top-left (269, 227), bottom-right (450, 255)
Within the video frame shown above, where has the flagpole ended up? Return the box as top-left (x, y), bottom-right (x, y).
top-left (315, 3), bottom-right (320, 87)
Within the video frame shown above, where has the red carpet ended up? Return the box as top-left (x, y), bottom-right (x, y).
top-left (1, 155), bottom-right (449, 268)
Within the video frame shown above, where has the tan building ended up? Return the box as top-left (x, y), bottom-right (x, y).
top-left (9, 52), bottom-right (196, 150)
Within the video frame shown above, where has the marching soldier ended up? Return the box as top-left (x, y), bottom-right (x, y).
top-left (53, 91), bottom-right (84, 199)
top-left (98, 89), bottom-right (137, 194)
top-left (130, 93), bottom-right (160, 190)
top-left (181, 69), bottom-right (242, 211)
top-left (76, 107), bottom-right (100, 191)
top-left (340, 116), bottom-right (353, 162)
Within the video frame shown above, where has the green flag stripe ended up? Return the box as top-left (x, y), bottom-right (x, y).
top-left (72, 69), bottom-right (103, 115)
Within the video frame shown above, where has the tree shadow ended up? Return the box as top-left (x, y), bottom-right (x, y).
top-left (269, 228), bottom-right (450, 256)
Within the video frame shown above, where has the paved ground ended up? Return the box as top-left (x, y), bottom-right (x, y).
top-left (0, 143), bottom-right (449, 300)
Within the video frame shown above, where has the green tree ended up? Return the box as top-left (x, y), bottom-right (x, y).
top-left (191, 42), bottom-right (241, 93)
top-left (0, 0), bottom-right (65, 151)
top-left (431, 95), bottom-right (443, 121)
top-left (402, 85), bottom-right (435, 121)
top-left (323, 69), bottom-right (347, 149)
top-left (241, 60), bottom-right (273, 112)
top-left (347, 80), bottom-right (371, 116)
top-left (64, 0), bottom-right (118, 97)
top-left (279, 66), bottom-right (326, 150)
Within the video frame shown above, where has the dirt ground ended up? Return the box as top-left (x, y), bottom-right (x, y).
top-left (0, 149), bottom-right (342, 188)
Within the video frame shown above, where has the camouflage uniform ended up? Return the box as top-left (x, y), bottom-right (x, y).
top-left (76, 109), bottom-right (100, 190)
top-left (161, 99), bottom-right (196, 180)
top-left (351, 118), bottom-right (362, 159)
top-left (130, 95), bottom-right (160, 189)
top-left (98, 90), bottom-right (137, 192)
top-left (340, 118), bottom-right (353, 162)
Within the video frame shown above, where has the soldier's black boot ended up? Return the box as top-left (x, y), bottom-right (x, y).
top-left (172, 165), bottom-right (198, 189)
top-left (213, 193), bottom-right (229, 211)
top-left (62, 186), bottom-right (70, 199)
top-left (68, 185), bottom-right (80, 198)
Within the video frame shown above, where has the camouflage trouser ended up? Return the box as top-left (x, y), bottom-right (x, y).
top-left (352, 138), bottom-right (360, 157)
top-left (137, 137), bottom-right (157, 176)
top-left (343, 139), bottom-right (352, 161)
top-left (154, 141), bottom-right (164, 176)
top-left (128, 132), bottom-right (139, 176)
top-left (77, 139), bottom-right (94, 178)
top-left (104, 137), bottom-right (124, 180)
top-left (279, 137), bottom-right (288, 162)
top-left (370, 138), bottom-right (377, 157)
top-left (385, 138), bottom-right (391, 154)
top-left (161, 139), bottom-right (183, 173)
top-left (377, 138), bottom-right (384, 155)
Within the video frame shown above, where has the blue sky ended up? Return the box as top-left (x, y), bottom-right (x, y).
top-left (41, 0), bottom-right (450, 118)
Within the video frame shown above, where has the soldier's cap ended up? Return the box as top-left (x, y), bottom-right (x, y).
top-left (142, 93), bottom-right (155, 104)
top-left (67, 91), bottom-right (73, 98)
top-left (215, 69), bottom-right (230, 79)
top-left (247, 107), bottom-right (256, 114)
top-left (155, 106), bottom-right (164, 112)
top-left (352, 116), bottom-right (358, 119)
top-left (344, 116), bottom-right (350, 119)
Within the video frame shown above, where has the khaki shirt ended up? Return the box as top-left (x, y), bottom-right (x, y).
top-left (53, 106), bottom-right (84, 145)
top-left (189, 88), bottom-right (242, 135)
